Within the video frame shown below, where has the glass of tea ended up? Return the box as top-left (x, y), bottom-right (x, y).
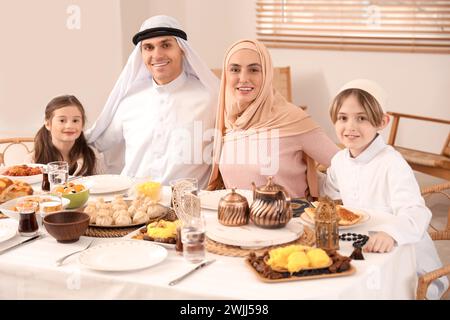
top-left (16, 201), bottom-right (39, 237)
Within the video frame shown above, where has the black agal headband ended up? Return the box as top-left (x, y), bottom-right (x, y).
top-left (132, 27), bottom-right (187, 45)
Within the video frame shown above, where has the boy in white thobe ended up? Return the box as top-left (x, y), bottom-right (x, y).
top-left (321, 79), bottom-right (448, 299)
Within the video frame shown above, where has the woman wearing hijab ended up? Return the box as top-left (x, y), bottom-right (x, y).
top-left (207, 39), bottom-right (338, 198)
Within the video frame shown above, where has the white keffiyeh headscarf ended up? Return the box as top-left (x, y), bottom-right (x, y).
top-left (86, 15), bottom-right (219, 173)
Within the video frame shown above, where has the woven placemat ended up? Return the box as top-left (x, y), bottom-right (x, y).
top-left (84, 226), bottom-right (139, 238)
top-left (206, 225), bottom-right (315, 257)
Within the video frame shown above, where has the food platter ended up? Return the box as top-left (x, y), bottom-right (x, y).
top-left (246, 248), bottom-right (355, 283)
top-left (245, 259), bottom-right (356, 283)
top-left (127, 227), bottom-right (176, 249)
top-left (299, 207), bottom-right (370, 230)
top-left (0, 164), bottom-right (45, 184)
top-left (0, 195), bottom-right (70, 220)
top-left (85, 199), bottom-right (171, 229)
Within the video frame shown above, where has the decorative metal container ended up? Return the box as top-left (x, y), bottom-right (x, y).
top-left (218, 188), bottom-right (249, 226)
top-left (314, 197), bottom-right (340, 250)
top-left (250, 176), bottom-right (292, 229)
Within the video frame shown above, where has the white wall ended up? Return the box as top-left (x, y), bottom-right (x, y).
top-left (0, 0), bottom-right (123, 135)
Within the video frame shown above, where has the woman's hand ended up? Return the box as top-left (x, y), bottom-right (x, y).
top-left (363, 231), bottom-right (395, 253)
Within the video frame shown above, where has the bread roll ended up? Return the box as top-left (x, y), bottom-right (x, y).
top-left (0, 178), bottom-right (33, 204)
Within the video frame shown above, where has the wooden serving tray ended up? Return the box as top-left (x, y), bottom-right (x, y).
top-left (245, 259), bottom-right (356, 283)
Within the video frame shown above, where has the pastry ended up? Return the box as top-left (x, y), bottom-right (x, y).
top-left (115, 214), bottom-right (132, 226)
top-left (305, 206), bottom-right (362, 226)
top-left (0, 178), bottom-right (33, 204)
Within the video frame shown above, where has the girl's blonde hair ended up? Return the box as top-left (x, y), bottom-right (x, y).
top-left (329, 89), bottom-right (384, 127)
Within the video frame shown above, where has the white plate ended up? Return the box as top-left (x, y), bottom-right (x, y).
top-left (0, 163), bottom-right (45, 185)
top-left (205, 215), bottom-right (304, 249)
top-left (78, 240), bottom-right (167, 271)
top-left (299, 207), bottom-right (370, 230)
top-left (75, 175), bottom-right (134, 194)
top-left (0, 195), bottom-right (70, 220)
top-left (198, 189), bottom-right (253, 210)
top-left (0, 219), bottom-right (18, 242)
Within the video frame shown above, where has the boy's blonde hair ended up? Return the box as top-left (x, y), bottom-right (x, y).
top-left (329, 89), bottom-right (385, 127)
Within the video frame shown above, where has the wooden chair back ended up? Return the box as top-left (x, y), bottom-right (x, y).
top-left (387, 111), bottom-right (450, 180)
top-left (0, 137), bottom-right (34, 167)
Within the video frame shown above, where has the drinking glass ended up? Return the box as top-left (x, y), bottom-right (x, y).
top-left (16, 201), bottom-right (39, 237)
top-left (181, 214), bottom-right (206, 263)
top-left (38, 198), bottom-right (63, 228)
top-left (47, 161), bottom-right (69, 205)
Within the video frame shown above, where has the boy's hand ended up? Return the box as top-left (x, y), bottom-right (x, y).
top-left (363, 231), bottom-right (395, 253)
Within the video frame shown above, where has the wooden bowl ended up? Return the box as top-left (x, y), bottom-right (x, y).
top-left (43, 211), bottom-right (89, 243)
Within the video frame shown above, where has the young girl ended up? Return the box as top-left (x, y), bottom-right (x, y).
top-left (321, 79), bottom-right (448, 299)
top-left (31, 95), bottom-right (103, 176)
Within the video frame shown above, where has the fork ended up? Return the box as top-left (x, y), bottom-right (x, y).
top-left (55, 240), bottom-right (94, 266)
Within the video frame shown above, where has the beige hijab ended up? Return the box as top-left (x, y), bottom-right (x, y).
top-left (207, 40), bottom-right (319, 196)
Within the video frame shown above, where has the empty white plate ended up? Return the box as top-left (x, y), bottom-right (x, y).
top-left (75, 175), bottom-right (134, 194)
top-left (0, 219), bottom-right (18, 243)
top-left (78, 240), bottom-right (167, 271)
top-left (205, 215), bottom-right (304, 248)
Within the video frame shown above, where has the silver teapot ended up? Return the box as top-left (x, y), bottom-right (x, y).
top-left (250, 176), bottom-right (292, 229)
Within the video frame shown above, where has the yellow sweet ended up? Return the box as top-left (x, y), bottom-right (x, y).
top-left (266, 245), bottom-right (331, 272)
top-left (287, 251), bottom-right (310, 273)
top-left (267, 245), bottom-right (310, 271)
top-left (136, 181), bottom-right (161, 201)
top-left (146, 220), bottom-right (179, 239)
top-left (306, 248), bottom-right (330, 268)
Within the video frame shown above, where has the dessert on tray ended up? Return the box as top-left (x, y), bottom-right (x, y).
top-left (247, 244), bottom-right (354, 281)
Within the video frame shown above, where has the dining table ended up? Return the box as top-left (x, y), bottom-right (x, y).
top-left (0, 179), bottom-right (418, 300)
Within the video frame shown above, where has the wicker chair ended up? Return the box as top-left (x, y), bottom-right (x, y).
top-left (416, 182), bottom-right (450, 300)
top-left (387, 111), bottom-right (450, 180)
top-left (0, 137), bottom-right (34, 166)
top-left (211, 66), bottom-right (308, 110)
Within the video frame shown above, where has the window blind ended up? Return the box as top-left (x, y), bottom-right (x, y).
top-left (256, 0), bottom-right (450, 53)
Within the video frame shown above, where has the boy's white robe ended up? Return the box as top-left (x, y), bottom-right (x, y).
top-left (322, 135), bottom-right (448, 299)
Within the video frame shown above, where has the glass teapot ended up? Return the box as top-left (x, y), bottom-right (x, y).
top-left (250, 176), bottom-right (292, 229)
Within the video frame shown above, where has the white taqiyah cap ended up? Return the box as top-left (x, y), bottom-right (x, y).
top-left (338, 79), bottom-right (388, 112)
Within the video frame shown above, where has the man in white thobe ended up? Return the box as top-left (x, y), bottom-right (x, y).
top-left (86, 15), bottom-right (219, 188)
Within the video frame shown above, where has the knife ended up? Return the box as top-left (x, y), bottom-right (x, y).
top-left (0, 234), bottom-right (41, 255)
top-left (168, 259), bottom-right (216, 286)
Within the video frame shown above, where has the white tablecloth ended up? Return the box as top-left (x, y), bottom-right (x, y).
top-left (0, 186), bottom-right (417, 299)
